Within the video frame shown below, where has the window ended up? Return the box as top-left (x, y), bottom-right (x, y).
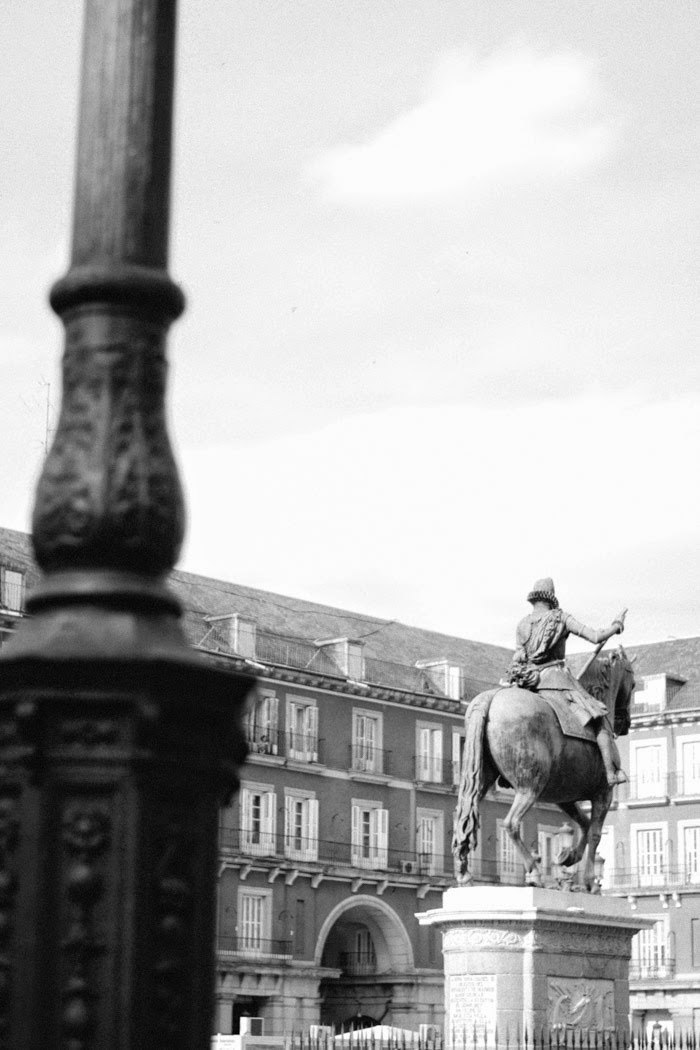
top-left (237, 888), bottom-right (270, 953)
top-left (681, 823), bottom-right (700, 884)
top-left (351, 802), bottom-right (388, 869)
top-left (287, 698), bottom-right (318, 762)
top-left (452, 730), bottom-right (464, 786)
top-left (631, 739), bottom-right (666, 798)
top-left (537, 826), bottom-right (560, 878)
top-left (417, 809), bottom-right (444, 875)
top-left (229, 615), bottom-right (256, 658)
top-left (416, 724), bottom-right (443, 783)
top-left (240, 784), bottom-right (276, 856)
top-left (354, 929), bottom-right (376, 973)
top-left (633, 919), bottom-right (668, 978)
top-left (633, 823), bottom-right (667, 887)
top-left (245, 692), bottom-right (279, 754)
top-left (498, 820), bottom-right (520, 883)
top-left (597, 827), bottom-right (614, 890)
top-left (0, 568), bottom-right (24, 612)
top-left (415, 660), bottom-right (462, 699)
top-left (284, 792), bottom-right (319, 861)
top-left (316, 638), bottom-right (365, 679)
top-left (352, 710), bottom-right (383, 773)
top-left (680, 737), bottom-right (700, 796)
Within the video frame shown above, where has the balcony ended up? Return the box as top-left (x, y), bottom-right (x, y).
top-left (339, 951), bottom-right (377, 976)
top-left (629, 958), bottom-right (676, 981)
top-left (218, 828), bottom-right (452, 878)
top-left (217, 934), bottom-right (292, 960)
top-left (617, 775), bottom-right (672, 805)
top-left (414, 756), bottom-right (460, 787)
top-left (349, 744), bottom-right (391, 776)
top-left (606, 866), bottom-right (700, 892)
top-left (244, 726), bottom-right (284, 756)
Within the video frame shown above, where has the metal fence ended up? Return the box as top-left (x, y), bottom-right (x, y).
top-left (289, 1029), bottom-right (700, 1050)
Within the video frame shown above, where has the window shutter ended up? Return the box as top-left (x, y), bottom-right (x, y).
top-left (306, 705), bottom-right (318, 761)
top-left (375, 808), bottom-right (388, 868)
top-left (351, 805), bottom-right (361, 865)
top-left (262, 791), bottom-right (276, 853)
top-left (433, 728), bottom-right (443, 780)
top-left (305, 798), bottom-right (319, 860)
top-left (240, 789), bottom-right (252, 839)
top-left (418, 728), bottom-right (429, 779)
top-left (284, 795), bottom-right (295, 853)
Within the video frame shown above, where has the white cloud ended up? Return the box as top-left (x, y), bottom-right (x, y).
top-left (308, 46), bottom-right (612, 201)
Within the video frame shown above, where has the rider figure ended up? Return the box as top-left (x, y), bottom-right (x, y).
top-left (506, 577), bottom-right (627, 787)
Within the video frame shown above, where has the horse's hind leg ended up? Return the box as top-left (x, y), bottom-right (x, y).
top-left (504, 789), bottom-right (541, 886)
top-left (557, 802), bottom-right (591, 867)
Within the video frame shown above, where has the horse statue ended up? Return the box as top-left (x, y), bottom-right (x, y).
top-left (452, 647), bottom-right (636, 891)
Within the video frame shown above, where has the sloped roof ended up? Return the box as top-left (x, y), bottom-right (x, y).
top-left (624, 637), bottom-right (700, 711)
top-left (3, 525), bottom-right (698, 706)
top-left (170, 566), bottom-right (511, 690)
top-left (0, 526), bottom-right (509, 691)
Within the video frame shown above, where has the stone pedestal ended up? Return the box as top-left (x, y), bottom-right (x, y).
top-left (419, 887), bottom-right (651, 1045)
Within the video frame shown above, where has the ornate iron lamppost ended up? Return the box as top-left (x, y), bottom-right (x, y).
top-left (0, 1), bottom-right (251, 1047)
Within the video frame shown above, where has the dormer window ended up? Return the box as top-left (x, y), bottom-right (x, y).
top-left (0, 568), bottom-right (24, 613)
top-left (634, 673), bottom-right (686, 712)
top-left (316, 638), bottom-right (365, 680)
top-left (416, 659), bottom-right (462, 700)
top-left (203, 613), bottom-right (256, 658)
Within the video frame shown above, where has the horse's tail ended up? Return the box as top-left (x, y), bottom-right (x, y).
top-left (452, 689), bottom-right (496, 876)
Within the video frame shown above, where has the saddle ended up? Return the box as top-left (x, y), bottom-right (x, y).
top-left (534, 692), bottom-right (596, 743)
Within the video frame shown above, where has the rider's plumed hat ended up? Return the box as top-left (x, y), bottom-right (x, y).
top-left (527, 577), bottom-right (559, 608)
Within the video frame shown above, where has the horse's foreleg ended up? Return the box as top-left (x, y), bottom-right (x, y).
top-left (504, 789), bottom-right (541, 886)
top-left (557, 802), bottom-right (591, 867)
top-left (582, 789), bottom-right (613, 891)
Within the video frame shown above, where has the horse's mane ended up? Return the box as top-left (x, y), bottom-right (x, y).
top-left (579, 647), bottom-right (635, 737)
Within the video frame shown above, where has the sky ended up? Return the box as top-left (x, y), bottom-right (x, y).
top-left (1, 1), bottom-right (699, 651)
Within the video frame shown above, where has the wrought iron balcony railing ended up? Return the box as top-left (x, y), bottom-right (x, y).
top-left (217, 934), bottom-right (292, 959)
top-left (244, 726), bottom-right (284, 756)
top-left (629, 958), bottom-right (675, 981)
top-left (218, 827), bottom-right (453, 877)
top-left (414, 756), bottom-right (460, 786)
top-left (339, 951), bottom-right (377, 976)
top-left (606, 866), bottom-right (700, 892)
top-left (349, 744), bottom-right (392, 776)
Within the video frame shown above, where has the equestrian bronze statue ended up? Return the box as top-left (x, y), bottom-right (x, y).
top-left (453, 578), bottom-right (635, 892)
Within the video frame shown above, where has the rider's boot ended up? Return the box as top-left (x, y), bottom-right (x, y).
top-left (597, 727), bottom-right (627, 787)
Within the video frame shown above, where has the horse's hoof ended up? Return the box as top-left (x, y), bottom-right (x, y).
top-left (525, 871), bottom-right (543, 888)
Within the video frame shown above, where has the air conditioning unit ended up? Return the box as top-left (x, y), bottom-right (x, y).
top-left (401, 860), bottom-right (415, 874)
top-left (419, 1024), bottom-right (442, 1043)
top-left (240, 1018), bottom-right (264, 1036)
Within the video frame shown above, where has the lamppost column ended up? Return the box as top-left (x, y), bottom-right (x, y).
top-left (0, 2), bottom-right (251, 1049)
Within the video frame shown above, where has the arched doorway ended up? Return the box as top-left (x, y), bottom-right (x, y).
top-left (315, 896), bottom-right (414, 1030)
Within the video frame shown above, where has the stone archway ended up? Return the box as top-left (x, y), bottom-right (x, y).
top-left (315, 896), bottom-right (415, 1029)
top-left (315, 894), bottom-right (414, 973)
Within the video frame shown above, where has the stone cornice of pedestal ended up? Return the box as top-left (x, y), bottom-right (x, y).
top-left (418, 885), bottom-right (654, 933)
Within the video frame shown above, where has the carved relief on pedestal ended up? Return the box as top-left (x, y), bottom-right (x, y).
top-left (535, 925), bottom-right (627, 958)
top-left (443, 924), bottom-right (524, 953)
top-left (547, 977), bottom-right (615, 1031)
